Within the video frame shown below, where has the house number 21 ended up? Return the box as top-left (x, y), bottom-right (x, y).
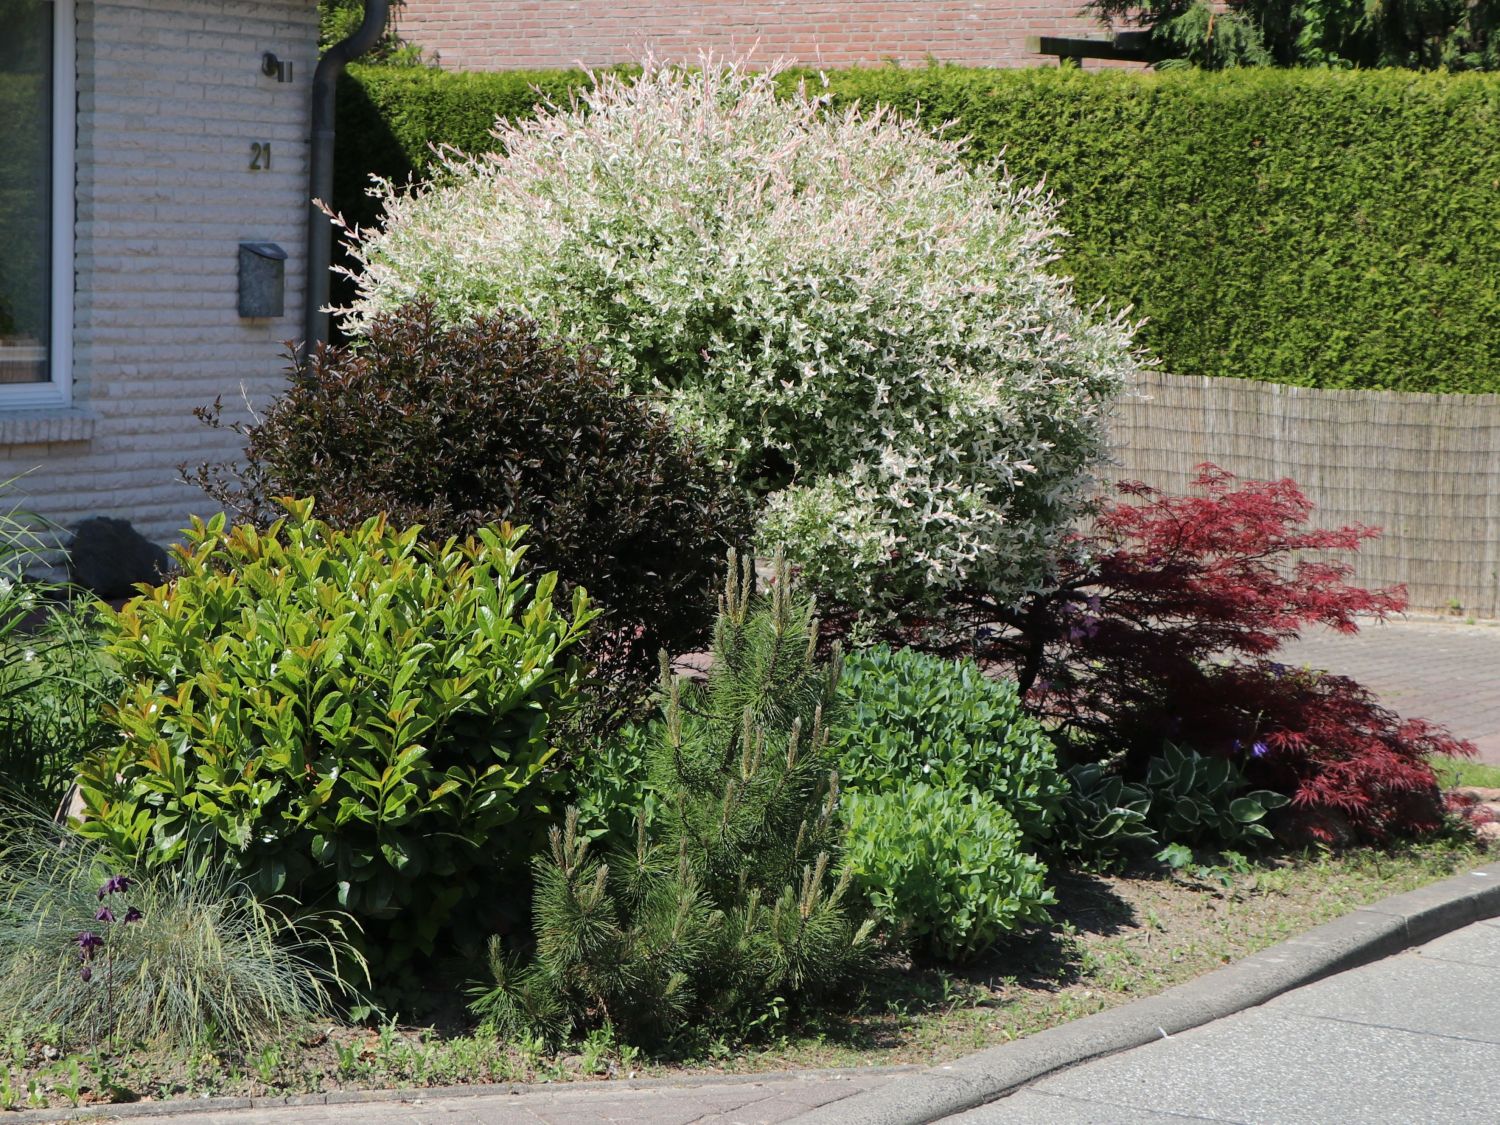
top-left (249, 142), bottom-right (272, 171)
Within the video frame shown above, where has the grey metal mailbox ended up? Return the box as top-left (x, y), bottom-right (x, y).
top-left (237, 242), bottom-right (287, 318)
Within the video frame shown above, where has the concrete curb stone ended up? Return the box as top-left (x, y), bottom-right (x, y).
top-left (789, 863), bottom-right (1499, 1125)
top-left (5, 1065), bottom-right (919, 1124)
top-left (16, 1097), bottom-right (256, 1122)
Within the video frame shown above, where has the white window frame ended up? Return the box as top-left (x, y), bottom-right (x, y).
top-left (2, 0), bottom-right (74, 410)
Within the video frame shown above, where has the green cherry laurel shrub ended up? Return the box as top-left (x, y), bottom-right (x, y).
top-left (830, 645), bottom-right (1066, 845)
top-left (76, 502), bottom-right (595, 976)
top-left (473, 551), bottom-right (872, 1045)
top-left (190, 300), bottom-right (750, 718)
top-left (342, 61), bottom-right (1137, 620)
top-left (840, 783), bottom-right (1054, 964)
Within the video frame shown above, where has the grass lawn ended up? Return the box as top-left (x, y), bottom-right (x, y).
top-left (1432, 754), bottom-right (1500, 791)
top-left (5, 835), bottom-right (1486, 1112)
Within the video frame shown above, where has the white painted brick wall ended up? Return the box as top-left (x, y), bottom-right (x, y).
top-left (0, 0), bottom-right (319, 546)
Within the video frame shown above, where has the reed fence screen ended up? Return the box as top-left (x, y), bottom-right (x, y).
top-left (1108, 372), bottom-right (1500, 619)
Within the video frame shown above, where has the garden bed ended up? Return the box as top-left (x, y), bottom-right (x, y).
top-left (4, 57), bottom-right (1492, 1123)
top-left (3, 837), bottom-right (1481, 1113)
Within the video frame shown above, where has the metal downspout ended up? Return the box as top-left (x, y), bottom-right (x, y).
top-left (303, 0), bottom-right (390, 352)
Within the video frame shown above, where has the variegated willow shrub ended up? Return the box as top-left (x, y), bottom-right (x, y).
top-left (341, 60), bottom-right (1140, 622)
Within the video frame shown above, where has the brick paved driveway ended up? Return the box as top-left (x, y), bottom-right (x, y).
top-left (1280, 617), bottom-right (1500, 764)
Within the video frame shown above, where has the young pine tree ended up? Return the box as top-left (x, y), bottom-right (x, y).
top-left (475, 551), bottom-right (873, 1045)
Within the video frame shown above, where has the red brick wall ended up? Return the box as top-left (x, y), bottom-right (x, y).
top-left (394, 1), bottom-right (1115, 71)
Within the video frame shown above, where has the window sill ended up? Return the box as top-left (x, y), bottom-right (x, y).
top-left (0, 407), bottom-right (98, 446)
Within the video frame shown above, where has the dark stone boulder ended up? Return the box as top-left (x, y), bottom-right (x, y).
top-left (67, 517), bottom-right (171, 599)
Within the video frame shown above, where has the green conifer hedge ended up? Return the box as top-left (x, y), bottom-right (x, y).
top-left (336, 64), bottom-right (1500, 393)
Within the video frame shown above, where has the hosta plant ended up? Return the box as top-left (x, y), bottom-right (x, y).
top-left (1143, 742), bottom-right (1288, 846)
top-left (341, 60), bottom-right (1137, 621)
top-left (0, 484), bottom-right (117, 814)
top-left (1052, 763), bottom-right (1156, 866)
top-left (76, 503), bottom-right (594, 980)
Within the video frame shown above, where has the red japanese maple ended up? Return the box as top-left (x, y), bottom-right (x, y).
top-left (883, 465), bottom-right (1475, 842)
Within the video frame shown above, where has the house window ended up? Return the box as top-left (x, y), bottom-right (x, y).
top-left (0, 0), bottom-right (73, 408)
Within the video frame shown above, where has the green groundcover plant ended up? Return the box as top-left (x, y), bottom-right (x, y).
top-left (75, 503), bottom-right (594, 979)
top-left (841, 783), bottom-right (1054, 964)
top-left (830, 645), bottom-right (1066, 845)
top-left (341, 60), bottom-right (1136, 621)
top-left (0, 483), bottom-right (118, 814)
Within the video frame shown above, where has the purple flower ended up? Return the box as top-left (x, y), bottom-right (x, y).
top-left (123, 907), bottom-right (144, 924)
top-left (1251, 741), bottom-right (1269, 759)
top-left (98, 875), bottom-right (132, 900)
top-left (96, 906), bottom-right (116, 924)
top-left (80, 965), bottom-right (92, 982)
top-left (76, 931), bottom-right (104, 957)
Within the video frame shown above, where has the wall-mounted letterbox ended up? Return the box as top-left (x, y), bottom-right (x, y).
top-left (238, 241), bottom-right (287, 318)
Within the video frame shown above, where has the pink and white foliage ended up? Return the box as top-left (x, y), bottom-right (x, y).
top-left (340, 59), bottom-right (1140, 615)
